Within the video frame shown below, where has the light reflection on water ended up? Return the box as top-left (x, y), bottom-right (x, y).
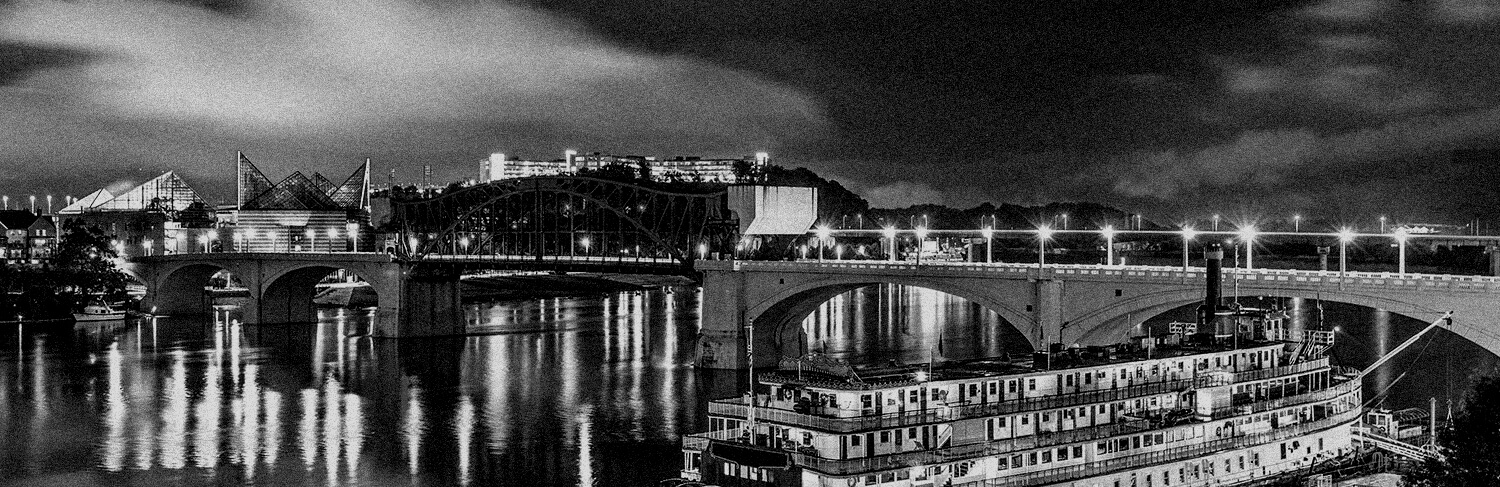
top-left (3, 285), bottom-right (1492, 486)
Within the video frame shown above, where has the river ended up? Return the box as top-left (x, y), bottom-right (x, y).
top-left (1, 285), bottom-right (1494, 485)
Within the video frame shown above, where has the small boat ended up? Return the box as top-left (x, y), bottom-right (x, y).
top-left (74, 303), bottom-right (126, 322)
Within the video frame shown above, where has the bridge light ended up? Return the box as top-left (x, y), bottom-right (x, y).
top-left (698, 243), bottom-right (708, 259)
top-left (459, 236), bottom-right (471, 249)
top-left (579, 237), bottom-right (591, 251)
top-left (1101, 225), bottom-right (1116, 239)
top-left (816, 225), bottom-right (832, 241)
top-left (800, 245), bottom-right (808, 259)
top-left (915, 226), bottom-right (929, 240)
top-left (1181, 227), bottom-right (1197, 240)
top-left (1337, 228), bottom-right (1356, 243)
top-left (1393, 228), bottom-right (1409, 243)
top-left (1037, 225), bottom-right (1054, 240)
top-left (1236, 226), bottom-right (1257, 243)
top-left (882, 226), bottom-right (896, 239)
top-left (980, 227), bottom-right (994, 240)
top-left (914, 371), bottom-right (929, 382)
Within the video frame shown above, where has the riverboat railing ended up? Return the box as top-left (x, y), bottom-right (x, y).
top-left (711, 357), bottom-right (1329, 433)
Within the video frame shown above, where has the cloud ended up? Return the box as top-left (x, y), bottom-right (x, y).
top-left (1113, 105), bottom-right (1500, 199)
top-left (0, 0), bottom-right (826, 194)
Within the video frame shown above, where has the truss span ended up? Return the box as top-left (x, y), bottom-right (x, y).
top-left (392, 177), bottom-right (736, 268)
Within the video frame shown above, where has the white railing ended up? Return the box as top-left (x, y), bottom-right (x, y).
top-left (700, 259), bottom-right (1500, 291)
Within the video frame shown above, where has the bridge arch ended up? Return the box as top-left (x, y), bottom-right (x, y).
top-left (147, 262), bottom-right (232, 316)
top-left (1070, 287), bottom-right (1453, 347)
top-left (745, 276), bottom-right (1039, 363)
top-left (259, 262), bottom-right (399, 325)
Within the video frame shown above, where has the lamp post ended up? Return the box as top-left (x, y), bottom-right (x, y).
top-left (980, 227), bottom-right (994, 264)
top-left (1379, 216), bottom-right (1387, 233)
top-left (1061, 213), bottom-right (1068, 230)
top-left (1212, 214), bottom-right (1220, 232)
top-left (1293, 214), bottom-right (1301, 233)
top-left (347, 222), bottom-right (359, 252)
top-left (1238, 226), bottom-right (1257, 270)
top-left (1395, 228), bottom-right (1408, 276)
top-left (328, 228), bottom-right (340, 253)
top-left (1181, 228), bottom-right (1196, 272)
top-left (835, 244), bottom-right (844, 261)
top-left (29, 195), bottom-right (35, 213)
top-left (580, 237), bottom-right (591, 256)
top-left (1338, 229), bottom-right (1354, 278)
top-left (1037, 226), bottom-right (1054, 269)
top-left (143, 239), bottom-right (153, 256)
top-left (883, 226), bottom-right (897, 262)
top-left (915, 227), bottom-right (929, 266)
top-left (1103, 226), bottom-right (1116, 266)
top-left (816, 226), bottom-right (831, 262)
top-left (305, 228), bottom-right (316, 252)
top-left (46, 195), bottom-right (52, 215)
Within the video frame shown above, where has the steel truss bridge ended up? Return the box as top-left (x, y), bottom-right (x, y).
top-left (391, 176), bottom-right (738, 275)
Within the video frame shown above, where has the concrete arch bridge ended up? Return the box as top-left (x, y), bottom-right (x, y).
top-left (696, 260), bottom-right (1500, 369)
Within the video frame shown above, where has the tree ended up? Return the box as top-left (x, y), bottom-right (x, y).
top-left (53, 219), bottom-right (129, 297)
top-left (1410, 375), bottom-right (1500, 486)
top-left (636, 160), bottom-right (653, 181)
top-left (731, 160), bottom-right (757, 183)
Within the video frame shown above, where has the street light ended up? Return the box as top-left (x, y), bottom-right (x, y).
top-left (1394, 228), bottom-right (1409, 276)
top-left (1102, 225), bottom-right (1116, 266)
top-left (1379, 216), bottom-right (1387, 233)
top-left (1181, 228), bottom-right (1197, 272)
top-left (980, 227), bottom-right (994, 264)
top-left (815, 226), bottom-right (831, 262)
top-left (1212, 214), bottom-right (1220, 232)
top-left (883, 226), bottom-right (897, 262)
top-left (1293, 214), bottom-right (1302, 233)
top-left (698, 243), bottom-right (708, 260)
top-left (1037, 225), bottom-right (1054, 269)
top-left (915, 226), bottom-right (929, 266)
top-left (1060, 213), bottom-right (1068, 230)
top-left (305, 228), bottom-right (316, 252)
top-left (800, 245), bottom-right (808, 260)
top-left (347, 222), bottom-right (360, 252)
top-left (835, 244), bottom-right (844, 260)
top-left (1237, 226), bottom-right (1257, 270)
top-left (1337, 228), bottom-right (1355, 277)
top-left (579, 237), bottom-right (591, 255)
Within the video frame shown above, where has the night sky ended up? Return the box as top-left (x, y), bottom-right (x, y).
top-left (4, 0), bottom-right (1500, 225)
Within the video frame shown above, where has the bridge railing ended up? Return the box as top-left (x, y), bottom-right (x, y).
top-left (418, 253), bottom-right (681, 265)
top-left (699, 259), bottom-right (1500, 291)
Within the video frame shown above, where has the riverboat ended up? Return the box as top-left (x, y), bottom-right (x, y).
top-left (676, 244), bottom-right (1370, 487)
top-left (73, 302), bottom-right (126, 322)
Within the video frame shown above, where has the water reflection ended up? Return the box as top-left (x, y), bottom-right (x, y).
top-left (802, 284), bottom-right (1033, 365)
top-left (1, 287), bottom-right (711, 486)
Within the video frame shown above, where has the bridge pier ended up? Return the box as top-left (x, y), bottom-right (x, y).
top-left (375, 267), bottom-right (465, 338)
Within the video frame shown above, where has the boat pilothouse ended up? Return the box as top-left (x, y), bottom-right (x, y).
top-left (677, 243), bottom-right (1366, 487)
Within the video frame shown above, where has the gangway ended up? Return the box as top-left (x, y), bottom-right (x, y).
top-left (1350, 426), bottom-right (1443, 462)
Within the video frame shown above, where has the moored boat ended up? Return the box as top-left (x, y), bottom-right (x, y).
top-left (73, 302), bottom-right (126, 322)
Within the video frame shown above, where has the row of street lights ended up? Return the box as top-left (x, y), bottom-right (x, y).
top-left (809, 225), bottom-right (1418, 276)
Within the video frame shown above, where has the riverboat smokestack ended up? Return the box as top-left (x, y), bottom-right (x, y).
top-left (1198, 243), bottom-right (1224, 326)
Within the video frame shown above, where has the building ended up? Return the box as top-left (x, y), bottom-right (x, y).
top-left (57, 171), bottom-right (212, 256)
top-left (0, 211), bottom-right (57, 264)
top-left (229, 152), bottom-right (373, 253)
top-left (478, 150), bottom-right (770, 184)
